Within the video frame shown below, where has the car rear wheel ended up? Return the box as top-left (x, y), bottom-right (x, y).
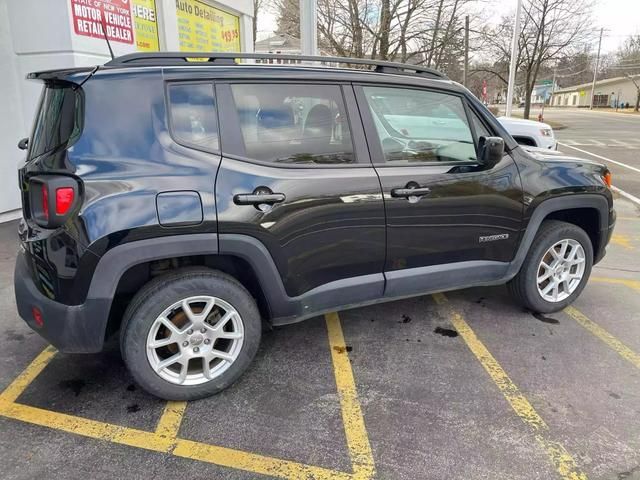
top-left (508, 220), bottom-right (593, 313)
top-left (120, 268), bottom-right (261, 400)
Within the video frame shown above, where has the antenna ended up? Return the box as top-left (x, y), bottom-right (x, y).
top-left (100, 18), bottom-right (115, 61)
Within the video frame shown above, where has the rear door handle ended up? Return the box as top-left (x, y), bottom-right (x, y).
top-left (234, 193), bottom-right (286, 205)
top-left (390, 186), bottom-right (431, 198)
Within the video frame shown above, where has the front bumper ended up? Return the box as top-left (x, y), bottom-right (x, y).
top-left (595, 208), bottom-right (616, 264)
top-left (14, 250), bottom-right (110, 353)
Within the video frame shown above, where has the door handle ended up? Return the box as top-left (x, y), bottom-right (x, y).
top-left (234, 193), bottom-right (286, 205)
top-left (390, 186), bottom-right (431, 198)
top-left (233, 187), bottom-right (286, 211)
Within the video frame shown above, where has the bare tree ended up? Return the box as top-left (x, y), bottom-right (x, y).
top-left (271, 0), bottom-right (479, 81)
top-left (253, 0), bottom-right (266, 47)
top-left (482, 0), bottom-right (594, 118)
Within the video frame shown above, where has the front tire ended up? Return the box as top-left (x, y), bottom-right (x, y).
top-left (120, 268), bottom-right (261, 400)
top-left (508, 220), bottom-right (593, 313)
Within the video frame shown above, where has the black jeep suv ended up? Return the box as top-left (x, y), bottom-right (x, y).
top-left (15, 53), bottom-right (615, 400)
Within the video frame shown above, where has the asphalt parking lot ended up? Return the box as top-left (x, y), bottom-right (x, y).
top-left (1, 195), bottom-right (639, 480)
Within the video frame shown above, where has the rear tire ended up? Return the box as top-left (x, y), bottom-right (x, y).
top-left (120, 268), bottom-right (261, 400)
top-left (508, 220), bottom-right (593, 313)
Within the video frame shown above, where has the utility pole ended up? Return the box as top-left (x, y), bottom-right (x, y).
top-left (463, 15), bottom-right (469, 87)
top-left (590, 28), bottom-right (603, 110)
top-left (300, 0), bottom-right (318, 56)
top-left (505, 0), bottom-right (523, 117)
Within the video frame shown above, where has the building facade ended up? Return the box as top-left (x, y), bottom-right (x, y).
top-left (551, 75), bottom-right (640, 108)
top-left (0, 0), bottom-right (254, 218)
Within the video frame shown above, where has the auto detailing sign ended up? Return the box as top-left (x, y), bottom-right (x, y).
top-left (71, 0), bottom-right (134, 44)
top-left (176, 0), bottom-right (241, 52)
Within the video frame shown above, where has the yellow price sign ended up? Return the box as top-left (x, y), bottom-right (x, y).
top-left (176, 0), bottom-right (241, 53)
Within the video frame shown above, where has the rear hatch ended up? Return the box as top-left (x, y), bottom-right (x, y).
top-left (17, 69), bottom-right (95, 303)
top-left (19, 73), bottom-right (87, 225)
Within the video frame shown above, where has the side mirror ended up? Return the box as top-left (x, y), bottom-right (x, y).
top-left (18, 138), bottom-right (29, 151)
top-left (478, 136), bottom-right (504, 168)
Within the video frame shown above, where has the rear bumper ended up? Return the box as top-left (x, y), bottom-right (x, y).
top-left (14, 250), bottom-right (110, 353)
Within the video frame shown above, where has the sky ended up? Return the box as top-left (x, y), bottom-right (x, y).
top-left (592, 0), bottom-right (640, 52)
top-left (256, 0), bottom-right (640, 53)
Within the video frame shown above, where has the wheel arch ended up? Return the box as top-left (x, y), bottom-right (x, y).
top-left (85, 234), bottom-right (275, 344)
top-left (507, 194), bottom-right (610, 279)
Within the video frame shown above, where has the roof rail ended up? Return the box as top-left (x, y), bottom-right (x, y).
top-left (104, 52), bottom-right (448, 79)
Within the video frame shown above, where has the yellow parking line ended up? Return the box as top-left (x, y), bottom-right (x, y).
top-left (0, 345), bottom-right (57, 404)
top-left (325, 312), bottom-right (376, 480)
top-left (0, 314), bottom-right (374, 479)
top-left (432, 293), bottom-right (587, 480)
top-left (564, 306), bottom-right (640, 370)
top-left (0, 400), bottom-right (175, 452)
top-left (173, 438), bottom-right (353, 479)
top-left (591, 276), bottom-right (640, 293)
top-left (155, 401), bottom-right (188, 439)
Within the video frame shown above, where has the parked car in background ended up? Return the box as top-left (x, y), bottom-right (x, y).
top-left (498, 116), bottom-right (557, 149)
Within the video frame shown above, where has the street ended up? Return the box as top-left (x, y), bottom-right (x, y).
top-left (526, 108), bottom-right (640, 199)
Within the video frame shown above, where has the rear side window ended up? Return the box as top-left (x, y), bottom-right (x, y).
top-left (29, 84), bottom-right (83, 160)
top-left (362, 86), bottom-right (477, 164)
top-left (168, 83), bottom-right (219, 152)
top-left (230, 84), bottom-right (354, 165)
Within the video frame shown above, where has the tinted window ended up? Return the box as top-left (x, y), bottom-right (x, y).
top-left (168, 83), bottom-right (219, 151)
top-left (29, 85), bottom-right (82, 160)
top-left (362, 86), bottom-right (477, 164)
top-left (231, 84), bottom-right (354, 165)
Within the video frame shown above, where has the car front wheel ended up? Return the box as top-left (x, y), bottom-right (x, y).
top-left (508, 220), bottom-right (593, 313)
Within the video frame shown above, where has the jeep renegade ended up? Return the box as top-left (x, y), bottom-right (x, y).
top-left (14, 53), bottom-right (616, 400)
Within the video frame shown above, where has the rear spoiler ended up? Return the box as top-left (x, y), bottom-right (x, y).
top-left (27, 66), bottom-right (99, 87)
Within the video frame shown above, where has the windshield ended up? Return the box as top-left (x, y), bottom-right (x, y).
top-left (28, 84), bottom-right (83, 160)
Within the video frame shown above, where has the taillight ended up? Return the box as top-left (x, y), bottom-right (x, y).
top-left (602, 171), bottom-right (612, 188)
top-left (28, 176), bottom-right (79, 228)
top-left (41, 184), bottom-right (49, 221)
top-left (55, 187), bottom-right (75, 215)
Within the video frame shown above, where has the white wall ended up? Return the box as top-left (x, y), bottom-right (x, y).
top-left (0, 0), bottom-right (26, 214)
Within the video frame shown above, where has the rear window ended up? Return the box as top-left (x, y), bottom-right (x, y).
top-left (28, 84), bottom-right (83, 160)
top-left (167, 83), bottom-right (219, 152)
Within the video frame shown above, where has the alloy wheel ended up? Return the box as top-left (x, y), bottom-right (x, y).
top-left (146, 296), bottom-right (244, 386)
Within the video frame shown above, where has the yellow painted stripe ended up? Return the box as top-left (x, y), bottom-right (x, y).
top-left (325, 312), bottom-right (376, 480)
top-left (432, 293), bottom-right (587, 480)
top-left (0, 400), bottom-right (350, 478)
top-left (0, 317), bottom-right (374, 479)
top-left (155, 401), bottom-right (187, 439)
top-left (0, 345), bottom-right (57, 404)
top-left (591, 276), bottom-right (640, 293)
top-left (565, 306), bottom-right (640, 369)
top-left (0, 400), bottom-right (175, 452)
top-left (173, 438), bottom-right (353, 479)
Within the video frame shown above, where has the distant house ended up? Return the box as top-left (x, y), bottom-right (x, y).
top-left (550, 75), bottom-right (640, 108)
top-left (530, 81), bottom-right (558, 105)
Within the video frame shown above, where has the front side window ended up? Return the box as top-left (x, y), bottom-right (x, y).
top-left (168, 83), bottom-right (219, 152)
top-left (230, 84), bottom-right (354, 165)
top-left (362, 86), bottom-right (477, 164)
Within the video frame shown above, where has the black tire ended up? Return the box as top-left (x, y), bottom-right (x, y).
top-left (508, 220), bottom-right (593, 313)
top-left (120, 267), bottom-right (261, 400)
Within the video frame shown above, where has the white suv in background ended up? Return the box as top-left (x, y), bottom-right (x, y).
top-left (497, 116), bottom-right (557, 150)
